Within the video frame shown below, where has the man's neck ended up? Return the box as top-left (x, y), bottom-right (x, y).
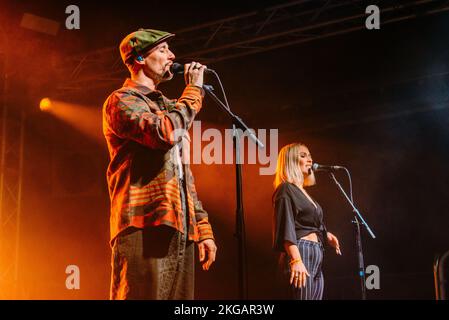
top-left (131, 72), bottom-right (158, 91)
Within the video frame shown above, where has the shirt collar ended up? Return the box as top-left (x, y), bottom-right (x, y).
top-left (122, 78), bottom-right (163, 98)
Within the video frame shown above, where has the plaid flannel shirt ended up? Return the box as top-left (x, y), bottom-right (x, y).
top-left (103, 78), bottom-right (214, 246)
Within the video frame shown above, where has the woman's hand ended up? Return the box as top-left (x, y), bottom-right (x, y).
top-left (327, 232), bottom-right (342, 255)
top-left (290, 259), bottom-right (310, 288)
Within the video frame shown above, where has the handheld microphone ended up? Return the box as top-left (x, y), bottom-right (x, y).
top-left (170, 62), bottom-right (214, 74)
top-left (312, 163), bottom-right (344, 172)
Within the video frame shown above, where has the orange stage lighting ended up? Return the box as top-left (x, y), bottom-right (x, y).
top-left (39, 98), bottom-right (52, 111)
top-left (38, 99), bottom-right (103, 144)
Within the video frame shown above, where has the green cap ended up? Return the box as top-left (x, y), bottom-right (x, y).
top-left (119, 28), bottom-right (175, 65)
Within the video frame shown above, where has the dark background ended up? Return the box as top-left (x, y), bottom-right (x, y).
top-left (1, 0), bottom-right (448, 299)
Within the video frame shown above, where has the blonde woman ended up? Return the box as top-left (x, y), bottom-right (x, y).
top-left (272, 143), bottom-right (341, 300)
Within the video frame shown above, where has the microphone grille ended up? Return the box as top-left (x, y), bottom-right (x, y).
top-left (312, 163), bottom-right (319, 171)
top-left (171, 62), bottom-right (184, 74)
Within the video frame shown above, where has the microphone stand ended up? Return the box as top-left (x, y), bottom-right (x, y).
top-left (202, 84), bottom-right (264, 300)
top-left (329, 172), bottom-right (375, 300)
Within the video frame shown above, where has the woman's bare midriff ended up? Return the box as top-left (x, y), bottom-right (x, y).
top-left (300, 232), bottom-right (319, 242)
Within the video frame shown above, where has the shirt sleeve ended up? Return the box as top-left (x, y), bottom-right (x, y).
top-left (187, 166), bottom-right (214, 242)
top-left (272, 196), bottom-right (297, 252)
top-left (320, 217), bottom-right (328, 245)
top-left (103, 85), bottom-right (203, 150)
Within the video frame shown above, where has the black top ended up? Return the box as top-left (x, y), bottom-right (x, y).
top-left (272, 182), bottom-right (327, 252)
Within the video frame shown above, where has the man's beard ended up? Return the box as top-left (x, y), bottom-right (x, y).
top-left (161, 70), bottom-right (174, 82)
top-left (145, 67), bottom-right (173, 84)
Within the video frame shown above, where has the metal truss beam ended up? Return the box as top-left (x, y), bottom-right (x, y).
top-left (56, 0), bottom-right (449, 94)
top-left (0, 50), bottom-right (26, 298)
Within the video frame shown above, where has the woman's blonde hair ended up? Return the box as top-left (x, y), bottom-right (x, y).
top-left (274, 142), bottom-right (315, 189)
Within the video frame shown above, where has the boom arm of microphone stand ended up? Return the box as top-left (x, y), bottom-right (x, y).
top-left (329, 172), bottom-right (376, 239)
top-left (202, 85), bottom-right (265, 149)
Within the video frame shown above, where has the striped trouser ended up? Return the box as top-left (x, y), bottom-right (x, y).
top-left (281, 239), bottom-right (324, 300)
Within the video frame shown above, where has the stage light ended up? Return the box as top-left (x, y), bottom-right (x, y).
top-left (20, 13), bottom-right (60, 36)
top-left (39, 98), bottom-right (52, 111)
top-left (37, 99), bottom-right (103, 144)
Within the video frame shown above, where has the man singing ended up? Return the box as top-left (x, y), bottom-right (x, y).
top-left (103, 28), bottom-right (217, 300)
